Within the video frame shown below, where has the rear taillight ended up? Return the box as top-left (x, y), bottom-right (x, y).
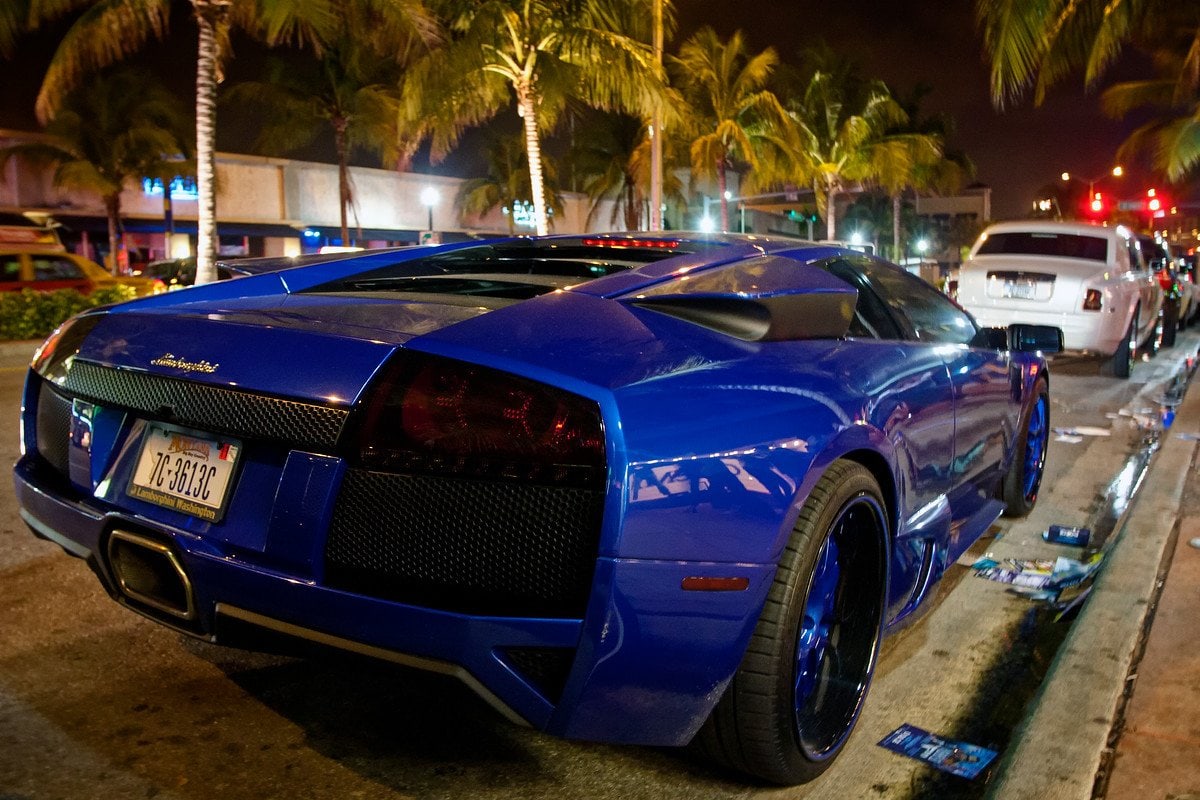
top-left (1083, 289), bottom-right (1103, 311)
top-left (352, 352), bottom-right (605, 488)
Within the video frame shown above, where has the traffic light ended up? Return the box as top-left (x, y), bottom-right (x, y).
top-left (1085, 191), bottom-right (1108, 218)
top-left (1147, 188), bottom-right (1165, 218)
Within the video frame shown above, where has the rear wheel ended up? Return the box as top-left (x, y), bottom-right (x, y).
top-left (1002, 378), bottom-right (1049, 517)
top-left (694, 461), bottom-right (887, 784)
top-left (1105, 308), bottom-right (1138, 379)
top-left (1160, 298), bottom-right (1179, 349)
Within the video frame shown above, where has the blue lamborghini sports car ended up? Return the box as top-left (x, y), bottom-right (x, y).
top-left (15, 233), bottom-right (1061, 784)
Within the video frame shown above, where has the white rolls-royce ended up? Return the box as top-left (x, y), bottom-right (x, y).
top-left (957, 221), bottom-right (1162, 378)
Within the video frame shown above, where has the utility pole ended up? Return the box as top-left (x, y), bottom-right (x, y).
top-left (648, 0), bottom-right (663, 231)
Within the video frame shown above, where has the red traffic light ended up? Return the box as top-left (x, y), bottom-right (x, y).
top-left (1085, 191), bottom-right (1108, 217)
top-left (1147, 188), bottom-right (1166, 218)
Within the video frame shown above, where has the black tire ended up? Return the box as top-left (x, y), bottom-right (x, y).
top-left (1160, 298), bottom-right (1179, 349)
top-left (1104, 307), bottom-right (1137, 379)
top-left (1001, 377), bottom-right (1049, 517)
top-left (693, 460), bottom-right (887, 785)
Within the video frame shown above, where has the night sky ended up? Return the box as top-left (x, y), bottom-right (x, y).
top-left (1, 1), bottom-right (1189, 220)
top-left (678, 0), bottom-right (1162, 219)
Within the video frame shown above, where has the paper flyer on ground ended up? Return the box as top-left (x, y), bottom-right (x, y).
top-left (878, 723), bottom-right (998, 779)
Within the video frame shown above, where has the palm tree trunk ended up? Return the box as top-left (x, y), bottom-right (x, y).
top-left (334, 116), bottom-right (351, 245)
top-left (892, 193), bottom-right (901, 261)
top-left (517, 85), bottom-right (549, 236)
top-left (825, 180), bottom-right (837, 241)
top-left (717, 160), bottom-right (729, 231)
top-left (192, 0), bottom-right (229, 285)
top-left (104, 194), bottom-right (121, 275)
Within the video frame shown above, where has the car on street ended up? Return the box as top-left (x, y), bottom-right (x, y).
top-left (956, 220), bottom-right (1161, 378)
top-left (15, 233), bottom-right (1060, 784)
top-left (1136, 233), bottom-right (1194, 346)
top-left (1, 250), bottom-right (165, 297)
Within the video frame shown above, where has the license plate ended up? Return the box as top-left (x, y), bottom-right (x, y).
top-left (128, 423), bottom-right (241, 522)
top-left (1005, 281), bottom-right (1036, 299)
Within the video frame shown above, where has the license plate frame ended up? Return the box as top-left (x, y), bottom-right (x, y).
top-left (127, 422), bottom-right (242, 523)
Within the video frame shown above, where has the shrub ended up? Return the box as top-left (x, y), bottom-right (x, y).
top-left (0, 286), bottom-right (138, 341)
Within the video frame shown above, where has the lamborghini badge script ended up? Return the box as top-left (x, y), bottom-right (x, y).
top-left (150, 354), bottom-right (219, 373)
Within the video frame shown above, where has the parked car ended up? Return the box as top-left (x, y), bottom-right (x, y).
top-left (1, 250), bottom-right (164, 297)
top-left (139, 257), bottom-right (237, 289)
top-left (16, 233), bottom-right (1061, 784)
top-left (1136, 233), bottom-right (1193, 346)
top-left (956, 220), bottom-right (1161, 378)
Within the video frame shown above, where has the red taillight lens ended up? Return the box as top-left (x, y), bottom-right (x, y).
top-left (581, 237), bottom-right (680, 249)
top-left (1083, 289), bottom-right (1103, 311)
top-left (354, 352), bottom-right (605, 487)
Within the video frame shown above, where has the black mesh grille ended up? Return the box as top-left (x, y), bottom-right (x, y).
top-left (325, 469), bottom-right (605, 617)
top-left (502, 647), bottom-right (576, 703)
top-left (35, 383), bottom-right (73, 477)
top-left (62, 361), bottom-right (348, 449)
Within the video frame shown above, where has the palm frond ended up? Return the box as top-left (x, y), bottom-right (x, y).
top-left (35, 0), bottom-right (171, 121)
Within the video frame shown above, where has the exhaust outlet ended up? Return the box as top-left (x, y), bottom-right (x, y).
top-left (107, 530), bottom-right (196, 620)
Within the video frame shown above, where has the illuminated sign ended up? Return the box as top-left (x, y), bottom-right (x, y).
top-left (502, 200), bottom-right (551, 229)
top-left (142, 177), bottom-right (199, 200)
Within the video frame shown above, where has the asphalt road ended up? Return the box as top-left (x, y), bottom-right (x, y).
top-left (1, 333), bottom-right (1195, 800)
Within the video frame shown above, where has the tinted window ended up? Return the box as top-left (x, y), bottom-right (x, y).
top-left (1, 256), bottom-right (20, 282)
top-left (858, 259), bottom-right (977, 344)
top-left (31, 256), bottom-right (84, 281)
top-left (977, 232), bottom-right (1108, 262)
top-left (821, 259), bottom-right (901, 339)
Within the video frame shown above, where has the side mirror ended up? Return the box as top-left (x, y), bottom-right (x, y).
top-left (1008, 324), bottom-right (1064, 354)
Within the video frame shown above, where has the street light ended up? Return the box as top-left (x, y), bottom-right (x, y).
top-left (420, 186), bottom-right (439, 231)
top-left (1061, 166), bottom-right (1124, 196)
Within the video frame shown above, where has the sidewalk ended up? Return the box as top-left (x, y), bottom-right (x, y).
top-left (990, 359), bottom-right (1200, 800)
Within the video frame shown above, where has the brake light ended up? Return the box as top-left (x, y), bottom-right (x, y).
top-left (1083, 289), bottom-right (1103, 311)
top-left (581, 237), bottom-right (680, 249)
top-left (353, 352), bottom-right (605, 487)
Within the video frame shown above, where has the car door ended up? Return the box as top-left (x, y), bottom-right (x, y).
top-left (819, 257), bottom-right (959, 622)
top-left (853, 259), bottom-right (1016, 547)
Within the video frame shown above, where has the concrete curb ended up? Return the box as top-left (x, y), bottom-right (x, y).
top-left (988, 376), bottom-right (1200, 799)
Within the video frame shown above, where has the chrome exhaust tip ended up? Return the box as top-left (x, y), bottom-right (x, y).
top-left (107, 530), bottom-right (196, 621)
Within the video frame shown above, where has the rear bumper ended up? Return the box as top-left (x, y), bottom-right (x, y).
top-left (969, 307), bottom-right (1126, 355)
top-left (13, 454), bottom-right (774, 746)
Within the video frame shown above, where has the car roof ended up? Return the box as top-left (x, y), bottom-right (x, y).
top-left (980, 219), bottom-right (1131, 240)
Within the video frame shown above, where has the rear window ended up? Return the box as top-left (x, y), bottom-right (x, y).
top-left (307, 239), bottom-right (720, 300)
top-left (977, 232), bottom-right (1108, 262)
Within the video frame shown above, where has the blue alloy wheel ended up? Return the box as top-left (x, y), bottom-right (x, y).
top-left (697, 460), bottom-right (887, 784)
top-left (1001, 377), bottom-right (1050, 517)
top-left (1022, 396), bottom-right (1048, 500)
top-left (792, 494), bottom-right (885, 760)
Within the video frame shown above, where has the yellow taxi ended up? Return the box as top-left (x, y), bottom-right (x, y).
top-left (0, 250), bottom-right (165, 297)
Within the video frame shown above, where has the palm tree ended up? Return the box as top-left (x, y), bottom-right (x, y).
top-left (2, 0), bottom-right (347, 283)
top-left (222, 4), bottom-right (434, 246)
top-left (977, 0), bottom-right (1199, 178)
top-left (876, 86), bottom-right (969, 260)
top-left (572, 111), bottom-right (683, 229)
top-left (401, 0), bottom-right (665, 236)
top-left (786, 69), bottom-right (916, 241)
top-left (455, 132), bottom-right (564, 232)
top-left (1102, 49), bottom-right (1200, 181)
top-left (671, 27), bottom-right (792, 231)
top-left (0, 69), bottom-right (193, 273)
